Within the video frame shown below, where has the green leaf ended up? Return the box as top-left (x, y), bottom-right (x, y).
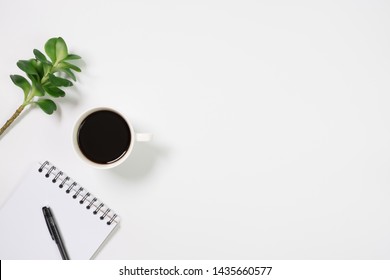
top-left (30, 59), bottom-right (44, 79)
top-left (43, 85), bottom-right (65, 97)
top-left (31, 78), bottom-right (45, 96)
top-left (17, 60), bottom-right (38, 75)
top-left (43, 63), bottom-right (51, 76)
top-left (59, 68), bottom-right (76, 81)
top-left (44, 38), bottom-right (57, 63)
top-left (65, 54), bottom-right (81, 60)
top-left (27, 73), bottom-right (37, 83)
top-left (33, 49), bottom-right (51, 65)
top-left (55, 37), bottom-right (68, 62)
top-left (48, 74), bottom-right (73, 87)
top-left (57, 61), bottom-right (81, 72)
top-left (10, 75), bottom-right (31, 100)
top-left (35, 99), bottom-right (57, 114)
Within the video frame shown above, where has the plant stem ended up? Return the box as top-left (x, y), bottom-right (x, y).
top-left (0, 64), bottom-right (52, 138)
top-left (0, 104), bottom-right (26, 137)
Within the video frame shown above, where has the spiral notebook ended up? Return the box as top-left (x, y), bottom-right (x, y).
top-left (0, 161), bottom-right (120, 259)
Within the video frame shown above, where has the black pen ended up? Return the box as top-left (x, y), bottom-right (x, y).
top-left (42, 206), bottom-right (70, 260)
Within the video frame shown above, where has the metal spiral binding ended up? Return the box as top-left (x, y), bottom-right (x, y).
top-left (38, 161), bottom-right (119, 226)
top-left (100, 208), bottom-right (111, 220)
top-left (86, 197), bottom-right (97, 210)
top-left (73, 187), bottom-right (83, 199)
top-left (45, 166), bottom-right (56, 178)
top-left (79, 192), bottom-right (90, 204)
top-left (107, 214), bottom-right (117, 225)
top-left (93, 203), bottom-right (104, 215)
top-left (38, 161), bottom-right (49, 172)
top-left (66, 182), bottom-right (77, 194)
top-left (59, 176), bottom-right (70, 188)
top-left (52, 171), bottom-right (63, 183)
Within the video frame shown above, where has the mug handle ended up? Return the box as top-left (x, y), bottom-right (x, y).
top-left (136, 133), bottom-right (152, 142)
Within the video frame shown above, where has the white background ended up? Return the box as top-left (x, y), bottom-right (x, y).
top-left (0, 0), bottom-right (390, 259)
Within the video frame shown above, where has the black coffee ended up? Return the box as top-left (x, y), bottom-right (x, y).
top-left (77, 110), bottom-right (131, 164)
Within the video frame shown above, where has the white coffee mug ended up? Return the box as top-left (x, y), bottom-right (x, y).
top-left (72, 107), bottom-right (152, 169)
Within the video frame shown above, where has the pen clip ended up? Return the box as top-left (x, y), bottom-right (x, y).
top-left (42, 206), bottom-right (55, 240)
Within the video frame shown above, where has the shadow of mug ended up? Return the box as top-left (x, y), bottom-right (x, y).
top-left (110, 140), bottom-right (169, 182)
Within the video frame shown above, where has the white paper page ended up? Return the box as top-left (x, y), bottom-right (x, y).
top-left (0, 161), bottom-right (119, 259)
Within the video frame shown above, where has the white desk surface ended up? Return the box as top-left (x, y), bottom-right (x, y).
top-left (1, 0), bottom-right (390, 259)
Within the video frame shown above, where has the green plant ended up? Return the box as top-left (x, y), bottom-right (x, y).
top-left (0, 37), bottom-right (82, 138)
